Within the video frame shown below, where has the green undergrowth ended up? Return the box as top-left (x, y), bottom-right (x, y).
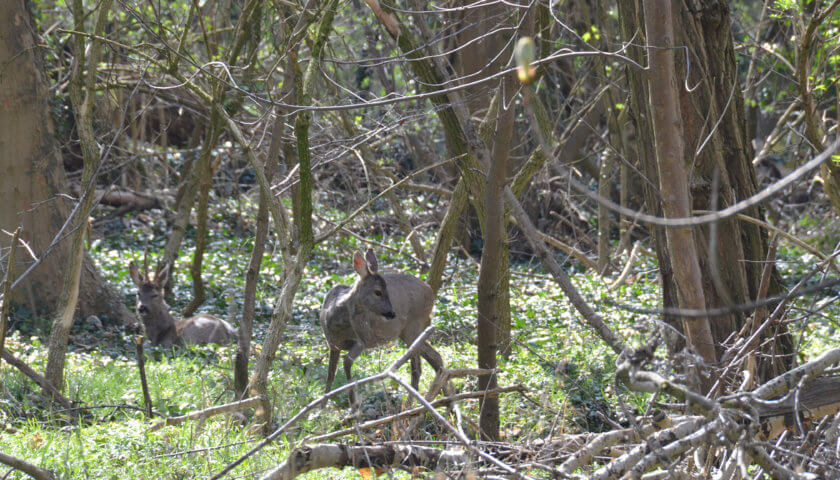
top-left (2, 198), bottom-right (838, 479)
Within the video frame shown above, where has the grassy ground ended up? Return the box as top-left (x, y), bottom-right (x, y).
top-left (1, 200), bottom-right (837, 479)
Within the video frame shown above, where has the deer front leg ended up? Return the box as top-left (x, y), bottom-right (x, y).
top-left (344, 342), bottom-right (364, 406)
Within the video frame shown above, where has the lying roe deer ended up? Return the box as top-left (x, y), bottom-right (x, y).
top-left (321, 248), bottom-right (443, 405)
top-left (129, 262), bottom-right (237, 346)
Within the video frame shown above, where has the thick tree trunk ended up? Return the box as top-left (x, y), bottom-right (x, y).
top-left (449, 0), bottom-right (506, 115)
top-left (617, 0), bottom-right (791, 378)
top-left (643, 0), bottom-right (717, 371)
top-left (0, 0), bottom-right (132, 327)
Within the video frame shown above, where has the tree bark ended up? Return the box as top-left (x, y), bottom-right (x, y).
top-left (617, 0), bottom-right (791, 378)
top-left (642, 0), bottom-right (717, 371)
top-left (250, 0), bottom-right (337, 432)
top-left (45, 0), bottom-right (115, 390)
top-left (235, 112), bottom-right (280, 399)
top-left (448, 0), bottom-right (506, 116)
top-left (182, 120), bottom-right (220, 317)
top-left (0, 0), bottom-right (133, 327)
top-left (476, 77), bottom-right (514, 441)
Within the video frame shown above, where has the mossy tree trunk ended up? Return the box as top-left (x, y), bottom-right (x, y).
top-left (250, 0), bottom-right (338, 434)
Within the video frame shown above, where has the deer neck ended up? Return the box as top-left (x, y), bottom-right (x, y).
top-left (335, 284), bottom-right (359, 310)
top-left (145, 308), bottom-right (180, 345)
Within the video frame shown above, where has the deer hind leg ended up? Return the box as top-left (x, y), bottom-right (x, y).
top-left (419, 342), bottom-right (452, 398)
top-left (419, 341), bottom-right (444, 373)
top-left (410, 354), bottom-right (422, 391)
top-left (343, 342), bottom-right (364, 406)
top-left (325, 347), bottom-right (341, 395)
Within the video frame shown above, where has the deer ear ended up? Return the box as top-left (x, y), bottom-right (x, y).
top-left (154, 263), bottom-right (170, 289)
top-left (129, 261), bottom-right (144, 286)
top-left (364, 248), bottom-right (378, 275)
top-left (353, 251), bottom-right (368, 278)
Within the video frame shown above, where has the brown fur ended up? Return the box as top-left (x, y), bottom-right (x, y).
top-left (129, 262), bottom-right (236, 346)
top-left (320, 249), bottom-right (443, 405)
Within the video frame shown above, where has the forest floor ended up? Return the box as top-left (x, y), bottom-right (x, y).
top-left (1, 201), bottom-right (838, 479)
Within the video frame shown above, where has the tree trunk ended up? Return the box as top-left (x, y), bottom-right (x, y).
top-left (642, 0), bottom-right (717, 384)
top-left (182, 120), bottom-right (220, 317)
top-left (250, 0), bottom-right (337, 432)
top-left (0, 0), bottom-right (133, 328)
top-left (476, 77), bottom-right (514, 441)
top-left (449, 0), bottom-right (506, 116)
top-left (617, 0), bottom-right (791, 378)
top-left (235, 106), bottom-right (281, 400)
top-left (44, 0), bottom-right (115, 390)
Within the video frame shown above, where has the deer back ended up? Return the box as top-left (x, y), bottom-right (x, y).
top-left (178, 314), bottom-right (237, 345)
top-left (380, 273), bottom-right (434, 344)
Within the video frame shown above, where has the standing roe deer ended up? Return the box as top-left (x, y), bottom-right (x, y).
top-left (320, 248), bottom-right (443, 405)
top-left (129, 262), bottom-right (237, 346)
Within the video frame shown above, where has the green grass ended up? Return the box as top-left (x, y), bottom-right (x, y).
top-left (2, 202), bottom-right (838, 479)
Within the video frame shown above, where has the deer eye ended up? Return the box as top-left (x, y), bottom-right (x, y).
top-left (375, 290), bottom-right (382, 297)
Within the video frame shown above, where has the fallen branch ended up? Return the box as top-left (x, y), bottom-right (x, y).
top-left (1, 350), bottom-right (73, 410)
top-left (756, 375), bottom-right (840, 440)
top-left (555, 416), bottom-right (698, 476)
top-left (96, 187), bottom-right (169, 210)
top-left (608, 345), bottom-right (840, 477)
top-left (0, 452), bottom-right (57, 480)
top-left (754, 347), bottom-right (840, 400)
top-left (149, 395), bottom-right (264, 432)
top-left (591, 418), bottom-right (705, 479)
top-left (308, 384), bottom-right (524, 443)
top-left (261, 443), bottom-right (468, 480)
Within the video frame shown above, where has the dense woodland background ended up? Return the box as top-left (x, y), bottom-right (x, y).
top-left (3, 0), bottom-right (840, 477)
